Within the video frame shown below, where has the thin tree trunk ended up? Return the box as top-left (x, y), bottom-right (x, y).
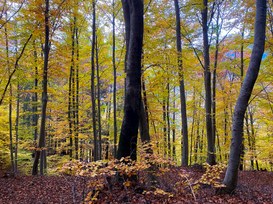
top-left (32, 40), bottom-right (39, 142)
top-left (167, 83), bottom-right (171, 157)
top-left (68, 18), bottom-right (76, 159)
top-left (96, 36), bottom-right (102, 160)
top-left (105, 86), bottom-right (112, 160)
top-left (212, 2), bottom-right (221, 163)
top-left (8, 68), bottom-right (14, 174)
top-left (249, 108), bottom-right (258, 170)
top-left (194, 95), bottom-right (202, 163)
top-left (5, 20), bottom-right (15, 173)
top-left (172, 87), bottom-right (176, 161)
top-left (162, 99), bottom-right (167, 157)
top-left (15, 82), bottom-right (20, 173)
top-left (190, 88), bottom-right (196, 165)
top-left (91, 0), bottom-right (98, 161)
top-left (75, 17), bottom-right (79, 160)
top-left (139, 75), bottom-right (150, 143)
top-left (112, 0), bottom-right (117, 157)
top-left (245, 112), bottom-right (254, 169)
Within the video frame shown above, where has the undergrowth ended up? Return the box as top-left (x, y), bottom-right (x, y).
top-left (61, 144), bottom-right (226, 202)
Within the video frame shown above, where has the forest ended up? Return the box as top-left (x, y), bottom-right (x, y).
top-left (0, 0), bottom-right (272, 203)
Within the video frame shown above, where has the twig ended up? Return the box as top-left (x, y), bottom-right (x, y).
top-left (181, 174), bottom-right (196, 201)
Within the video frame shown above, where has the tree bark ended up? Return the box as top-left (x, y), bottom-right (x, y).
top-left (75, 17), bottom-right (79, 160)
top-left (172, 87), bottom-right (176, 161)
top-left (221, 0), bottom-right (266, 193)
top-left (174, 0), bottom-right (188, 166)
top-left (117, 0), bottom-right (143, 161)
top-left (91, 0), bottom-right (98, 161)
top-left (112, 0), bottom-right (117, 157)
top-left (139, 76), bottom-right (150, 143)
top-left (32, 40), bottom-right (39, 142)
top-left (32, 0), bottom-right (50, 176)
top-left (5, 22), bottom-right (15, 173)
top-left (68, 17), bottom-right (76, 159)
top-left (15, 82), bottom-right (20, 173)
top-left (201, 0), bottom-right (216, 165)
top-left (96, 36), bottom-right (102, 160)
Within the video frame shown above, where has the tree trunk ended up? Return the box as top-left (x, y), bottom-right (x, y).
top-left (239, 27), bottom-right (245, 171)
top-left (212, 2), bottom-right (222, 164)
top-left (96, 36), bottom-right (102, 160)
top-left (75, 17), bottom-right (80, 160)
top-left (221, 0), bottom-right (266, 193)
top-left (117, 0), bottom-right (143, 161)
top-left (139, 76), bottom-right (150, 143)
top-left (91, 0), bottom-right (98, 161)
top-left (172, 87), bottom-right (176, 161)
top-left (32, 40), bottom-right (39, 142)
top-left (189, 88), bottom-right (196, 165)
top-left (162, 99), bottom-right (167, 157)
top-left (167, 83), bottom-right (171, 157)
top-left (15, 82), bottom-right (20, 173)
top-left (201, 0), bottom-right (216, 165)
top-left (68, 17), bottom-right (76, 159)
top-left (4, 18), bottom-right (15, 173)
top-left (174, 0), bottom-right (189, 166)
top-left (112, 0), bottom-right (117, 157)
top-left (75, 19), bottom-right (78, 159)
top-left (32, 0), bottom-right (50, 176)
top-left (245, 112), bottom-right (254, 169)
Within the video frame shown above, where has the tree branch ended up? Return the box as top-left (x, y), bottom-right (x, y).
top-left (0, 34), bottom-right (33, 106)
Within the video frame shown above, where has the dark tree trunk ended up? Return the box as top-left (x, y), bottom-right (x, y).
top-left (117, 0), bottom-right (143, 161)
top-left (221, 0), bottom-right (266, 193)
top-left (239, 27), bottom-right (245, 171)
top-left (32, 40), bottom-right (39, 142)
top-left (189, 88), bottom-right (196, 165)
top-left (139, 76), bottom-right (150, 143)
top-left (68, 17), bottom-right (76, 159)
top-left (201, 0), bottom-right (216, 165)
top-left (212, 2), bottom-right (221, 163)
top-left (112, 0), bottom-right (117, 157)
top-left (96, 36), bottom-right (102, 160)
top-left (245, 111), bottom-right (254, 169)
top-left (15, 82), bottom-right (20, 173)
top-left (162, 99), bottom-right (167, 157)
top-left (249, 107), bottom-right (258, 170)
top-left (75, 18), bottom-right (79, 160)
top-left (91, 0), bottom-right (98, 161)
top-left (167, 83), bottom-right (171, 157)
top-left (139, 99), bottom-right (150, 143)
top-left (32, 0), bottom-right (50, 175)
top-left (75, 19), bottom-right (79, 159)
top-left (105, 86), bottom-right (112, 160)
top-left (4, 19), bottom-right (15, 173)
top-left (174, 0), bottom-right (188, 166)
top-left (172, 87), bottom-right (176, 161)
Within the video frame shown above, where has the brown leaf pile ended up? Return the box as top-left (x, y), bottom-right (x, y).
top-left (0, 168), bottom-right (272, 204)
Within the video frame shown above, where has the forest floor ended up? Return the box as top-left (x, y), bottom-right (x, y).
top-left (0, 167), bottom-right (272, 204)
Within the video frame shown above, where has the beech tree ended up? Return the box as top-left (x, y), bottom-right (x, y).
top-left (174, 0), bottom-right (188, 166)
top-left (117, 0), bottom-right (143, 160)
top-left (201, 0), bottom-right (216, 165)
top-left (32, 0), bottom-right (50, 176)
top-left (221, 0), bottom-right (266, 193)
